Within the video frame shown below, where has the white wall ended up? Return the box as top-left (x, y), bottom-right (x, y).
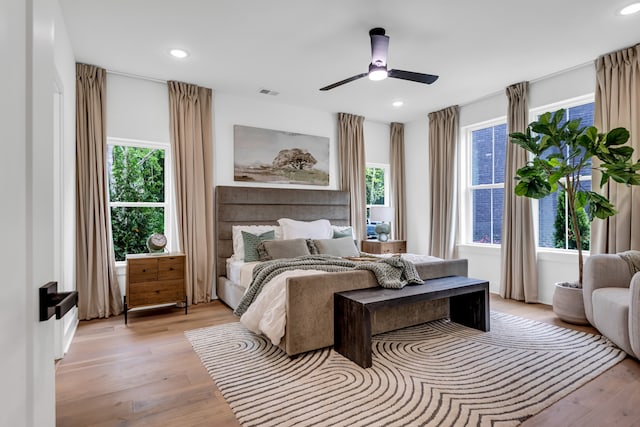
top-left (214, 93), bottom-right (391, 189)
top-left (107, 74), bottom-right (170, 142)
top-left (363, 120), bottom-right (390, 165)
top-left (106, 76), bottom-right (393, 195)
top-left (2, 0), bottom-right (30, 422)
top-left (405, 63), bottom-right (596, 304)
top-left (404, 119), bottom-right (430, 255)
top-left (214, 92), bottom-right (339, 189)
top-left (529, 64), bottom-right (595, 110)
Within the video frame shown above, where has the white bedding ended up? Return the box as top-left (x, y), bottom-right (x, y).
top-left (240, 269), bottom-right (325, 345)
top-left (378, 253), bottom-right (442, 264)
top-left (226, 259), bottom-right (259, 291)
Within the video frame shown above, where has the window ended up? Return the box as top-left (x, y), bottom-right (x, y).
top-left (107, 138), bottom-right (171, 261)
top-left (365, 163), bottom-right (389, 206)
top-left (532, 98), bottom-right (594, 250)
top-left (462, 120), bottom-right (507, 245)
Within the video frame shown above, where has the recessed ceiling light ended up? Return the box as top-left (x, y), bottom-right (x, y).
top-left (392, 101), bottom-right (404, 107)
top-left (169, 48), bottom-right (189, 59)
top-left (619, 2), bottom-right (640, 15)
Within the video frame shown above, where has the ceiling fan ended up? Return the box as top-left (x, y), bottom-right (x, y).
top-left (319, 27), bottom-right (439, 91)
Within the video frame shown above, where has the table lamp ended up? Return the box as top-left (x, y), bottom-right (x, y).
top-left (369, 206), bottom-right (393, 242)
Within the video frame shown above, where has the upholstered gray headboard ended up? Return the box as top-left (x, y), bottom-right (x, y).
top-left (215, 186), bottom-right (350, 277)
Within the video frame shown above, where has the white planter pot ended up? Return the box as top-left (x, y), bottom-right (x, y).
top-left (552, 282), bottom-right (589, 325)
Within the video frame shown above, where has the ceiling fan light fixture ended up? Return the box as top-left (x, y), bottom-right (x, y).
top-left (619, 2), bottom-right (640, 15)
top-left (169, 48), bottom-right (189, 59)
top-left (368, 65), bottom-right (388, 81)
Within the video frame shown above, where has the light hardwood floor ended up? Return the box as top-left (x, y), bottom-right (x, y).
top-left (56, 295), bottom-right (640, 427)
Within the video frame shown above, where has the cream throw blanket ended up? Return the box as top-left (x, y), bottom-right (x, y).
top-left (618, 250), bottom-right (640, 275)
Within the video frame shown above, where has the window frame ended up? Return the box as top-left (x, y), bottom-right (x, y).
top-left (528, 94), bottom-right (595, 253)
top-left (460, 117), bottom-right (507, 247)
top-left (106, 137), bottom-right (173, 263)
top-left (365, 162), bottom-right (390, 207)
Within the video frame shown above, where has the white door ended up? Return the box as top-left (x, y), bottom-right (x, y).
top-left (0, 0), bottom-right (58, 425)
top-left (53, 72), bottom-right (77, 359)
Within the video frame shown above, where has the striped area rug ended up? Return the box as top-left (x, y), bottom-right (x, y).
top-left (186, 312), bottom-right (625, 427)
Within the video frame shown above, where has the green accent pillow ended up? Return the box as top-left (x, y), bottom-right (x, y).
top-left (333, 227), bottom-right (353, 239)
top-left (242, 230), bottom-right (275, 262)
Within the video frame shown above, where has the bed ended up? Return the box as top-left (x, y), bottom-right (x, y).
top-left (215, 185), bottom-right (468, 356)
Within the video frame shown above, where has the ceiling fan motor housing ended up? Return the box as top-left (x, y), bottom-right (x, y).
top-left (369, 28), bottom-right (389, 67)
top-left (318, 26), bottom-right (439, 91)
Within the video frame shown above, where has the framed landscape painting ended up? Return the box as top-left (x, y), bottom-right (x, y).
top-left (234, 125), bottom-right (330, 186)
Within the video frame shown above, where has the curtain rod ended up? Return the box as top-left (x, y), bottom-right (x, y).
top-left (106, 69), bottom-right (167, 84)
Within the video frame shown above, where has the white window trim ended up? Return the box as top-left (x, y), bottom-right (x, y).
top-left (529, 94), bottom-right (595, 122)
top-left (459, 117), bottom-right (506, 246)
top-left (365, 162), bottom-right (390, 207)
top-left (528, 94), bottom-right (595, 253)
top-left (107, 137), bottom-right (174, 264)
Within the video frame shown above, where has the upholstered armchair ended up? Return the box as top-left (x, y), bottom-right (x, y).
top-left (583, 254), bottom-right (640, 359)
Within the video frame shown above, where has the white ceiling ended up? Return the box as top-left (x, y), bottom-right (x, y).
top-left (59, 0), bottom-right (640, 123)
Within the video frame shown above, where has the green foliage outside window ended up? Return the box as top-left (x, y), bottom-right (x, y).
top-left (365, 167), bottom-right (386, 205)
top-left (109, 145), bottom-right (165, 261)
top-left (553, 190), bottom-right (590, 250)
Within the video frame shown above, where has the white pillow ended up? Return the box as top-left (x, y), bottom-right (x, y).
top-left (231, 225), bottom-right (281, 261)
top-left (277, 218), bottom-right (333, 240)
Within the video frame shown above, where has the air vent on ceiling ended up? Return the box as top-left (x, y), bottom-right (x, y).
top-left (258, 88), bottom-right (279, 96)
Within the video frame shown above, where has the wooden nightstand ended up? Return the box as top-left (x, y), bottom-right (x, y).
top-left (361, 240), bottom-right (407, 254)
top-left (124, 253), bottom-right (187, 324)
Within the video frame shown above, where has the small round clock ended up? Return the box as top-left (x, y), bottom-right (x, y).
top-left (146, 233), bottom-right (167, 253)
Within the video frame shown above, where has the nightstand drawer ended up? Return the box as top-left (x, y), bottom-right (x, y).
top-left (158, 256), bottom-right (185, 280)
top-left (127, 280), bottom-right (184, 306)
top-left (128, 258), bottom-right (158, 282)
top-left (361, 240), bottom-right (407, 254)
top-left (383, 241), bottom-right (406, 254)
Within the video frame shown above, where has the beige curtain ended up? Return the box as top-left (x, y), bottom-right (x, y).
top-left (592, 44), bottom-right (640, 253)
top-left (168, 81), bottom-right (214, 304)
top-left (338, 113), bottom-right (367, 242)
top-left (500, 81), bottom-right (538, 302)
top-left (75, 63), bottom-right (122, 320)
top-left (428, 106), bottom-right (459, 258)
top-left (390, 122), bottom-right (406, 240)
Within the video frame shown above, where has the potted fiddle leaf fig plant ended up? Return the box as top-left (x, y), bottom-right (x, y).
top-left (510, 109), bottom-right (640, 324)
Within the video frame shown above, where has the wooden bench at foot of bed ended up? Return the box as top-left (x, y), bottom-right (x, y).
top-left (334, 275), bottom-right (490, 368)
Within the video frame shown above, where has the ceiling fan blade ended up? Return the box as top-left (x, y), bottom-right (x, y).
top-left (388, 69), bottom-right (439, 85)
top-left (369, 28), bottom-right (389, 67)
top-left (319, 73), bottom-right (368, 91)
